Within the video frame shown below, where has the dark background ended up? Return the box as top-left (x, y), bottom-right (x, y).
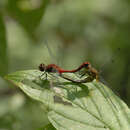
top-left (0, 0), bottom-right (130, 129)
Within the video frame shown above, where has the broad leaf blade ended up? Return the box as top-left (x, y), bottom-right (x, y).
top-left (5, 70), bottom-right (130, 130)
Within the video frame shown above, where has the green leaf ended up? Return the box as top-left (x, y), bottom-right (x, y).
top-left (6, 0), bottom-right (50, 38)
top-left (5, 70), bottom-right (130, 130)
top-left (0, 13), bottom-right (8, 76)
top-left (39, 123), bottom-right (56, 130)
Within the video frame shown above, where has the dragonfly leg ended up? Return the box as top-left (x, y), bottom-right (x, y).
top-left (39, 71), bottom-right (47, 80)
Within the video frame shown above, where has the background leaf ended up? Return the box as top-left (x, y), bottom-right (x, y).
top-left (0, 12), bottom-right (8, 76)
top-left (5, 70), bottom-right (130, 130)
top-left (6, 0), bottom-right (50, 39)
top-left (41, 123), bottom-right (56, 130)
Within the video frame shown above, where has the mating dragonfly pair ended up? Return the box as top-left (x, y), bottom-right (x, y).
top-left (38, 62), bottom-right (118, 111)
top-left (39, 62), bottom-right (98, 83)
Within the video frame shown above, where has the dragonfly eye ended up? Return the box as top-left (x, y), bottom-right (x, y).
top-left (39, 64), bottom-right (45, 71)
top-left (84, 62), bottom-right (90, 68)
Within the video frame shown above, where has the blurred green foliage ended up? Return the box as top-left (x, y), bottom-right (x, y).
top-left (0, 0), bottom-right (130, 129)
top-left (0, 12), bottom-right (8, 76)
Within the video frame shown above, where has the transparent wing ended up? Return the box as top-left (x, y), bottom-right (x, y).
top-left (99, 75), bottom-right (119, 111)
top-left (44, 39), bottom-right (57, 64)
top-left (43, 39), bottom-right (64, 66)
top-left (56, 44), bottom-right (64, 67)
top-left (99, 48), bottom-right (121, 74)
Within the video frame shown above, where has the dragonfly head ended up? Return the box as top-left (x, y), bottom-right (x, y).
top-left (83, 62), bottom-right (91, 69)
top-left (39, 63), bottom-right (46, 71)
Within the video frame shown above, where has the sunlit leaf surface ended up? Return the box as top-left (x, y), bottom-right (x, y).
top-left (5, 70), bottom-right (130, 130)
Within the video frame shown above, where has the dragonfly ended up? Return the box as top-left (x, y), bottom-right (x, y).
top-left (38, 40), bottom-right (120, 110)
top-left (38, 61), bottom-right (98, 83)
top-left (38, 40), bottom-right (120, 84)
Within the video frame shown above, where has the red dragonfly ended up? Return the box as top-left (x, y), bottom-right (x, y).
top-left (39, 40), bottom-right (100, 83)
top-left (38, 42), bottom-right (120, 111)
top-left (38, 61), bottom-right (98, 83)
